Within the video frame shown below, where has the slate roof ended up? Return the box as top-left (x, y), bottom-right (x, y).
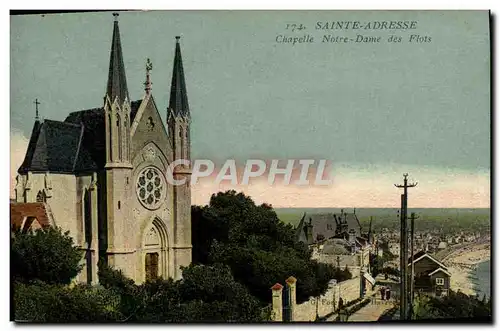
top-left (169, 37), bottom-right (190, 117)
top-left (408, 251), bottom-right (447, 270)
top-left (311, 210), bottom-right (363, 240)
top-left (309, 213), bottom-right (337, 240)
top-left (18, 100), bottom-right (142, 174)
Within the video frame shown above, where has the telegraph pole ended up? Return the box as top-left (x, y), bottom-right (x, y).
top-left (409, 212), bottom-right (419, 319)
top-left (395, 174), bottom-right (417, 320)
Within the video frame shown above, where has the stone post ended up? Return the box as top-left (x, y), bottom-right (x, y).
top-left (271, 283), bottom-right (283, 322)
top-left (360, 266), bottom-right (367, 298)
top-left (285, 276), bottom-right (297, 322)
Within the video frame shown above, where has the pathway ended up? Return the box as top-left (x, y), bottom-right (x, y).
top-left (347, 299), bottom-right (396, 322)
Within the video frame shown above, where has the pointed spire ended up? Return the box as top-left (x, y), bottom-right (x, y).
top-left (106, 13), bottom-right (129, 105)
top-left (169, 36), bottom-right (189, 117)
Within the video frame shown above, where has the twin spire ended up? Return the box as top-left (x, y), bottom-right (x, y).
top-left (105, 13), bottom-right (189, 119)
top-left (169, 36), bottom-right (190, 117)
top-left (106, 13), bottom-right (129, 105)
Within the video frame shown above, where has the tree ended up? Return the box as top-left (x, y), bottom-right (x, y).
top-left (191, 190), bottom-right (345, 305)
top-left (11, 227), bottom-right (83, 284)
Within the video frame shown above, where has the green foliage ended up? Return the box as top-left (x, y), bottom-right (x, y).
top-left (413, 290), bottom-right (492, 320)
top-left (95, 263), bottom-right (266, 322)
top-left (98, 259), bottom-right (135, 291)
top-left (97, 260), bottom-right (143, 320)
top-left (381, 266), bottom-right (400, 278)
top-left (192, 190), bottom-right (344, 304)
top-left (370, 250), bottom-right (395, 277)
top-left (11, 227), bottom-right (83, 285)
top-left (13, 281), bottom-right (121, 322)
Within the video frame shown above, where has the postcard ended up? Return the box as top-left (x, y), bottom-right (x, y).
top-left (10, 10), bottom-right (491, 323)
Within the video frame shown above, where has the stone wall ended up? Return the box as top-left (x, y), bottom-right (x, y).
top-left (315, 254), bottom-right (360, 267)
top-left (294, 277), bottom-right (361, 321)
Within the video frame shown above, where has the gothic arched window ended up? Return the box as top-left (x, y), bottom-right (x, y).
top-left (180, 127), bottom-right (184, 159)
top-left (117, 114), bottom-right (122, 160)
top-left (83, 189), bottom-right (92, 245)
top-left (108, 114), bottom-right (113, 161)
top-left (124, 118), bottom-right (128, 159)
top-left (83, 188), bottom-right (93, 284)
top-left (186, 129), bottom-right (190, 159)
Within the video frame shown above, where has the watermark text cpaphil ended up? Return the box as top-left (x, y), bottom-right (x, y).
top-left (165, 159), bottom-right (333, 186)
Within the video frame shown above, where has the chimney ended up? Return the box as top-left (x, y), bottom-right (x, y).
top-left (348, 229), bottom-right (356, 244)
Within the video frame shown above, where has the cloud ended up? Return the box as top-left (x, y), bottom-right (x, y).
top-left (10, 130), bottom-right (29, 199)
top-left (10, 135), bottom-right (489, 209)
top-left (191, 162), bottom-right (490, 208)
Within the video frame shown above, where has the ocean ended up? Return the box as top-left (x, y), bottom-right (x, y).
top-left (471, 259), bottom-right (491, 299)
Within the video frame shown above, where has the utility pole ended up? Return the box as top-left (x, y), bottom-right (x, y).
top-left (395, 173), bottom-right (417, 320)
top-left (409, 212), bottom-right (419, 319)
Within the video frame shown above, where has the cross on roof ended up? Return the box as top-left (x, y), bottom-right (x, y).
top-left (34, 98), bottom-right (40, 120)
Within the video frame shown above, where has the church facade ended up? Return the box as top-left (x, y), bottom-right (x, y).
top-left (13, 14), bottom-right (192, 284)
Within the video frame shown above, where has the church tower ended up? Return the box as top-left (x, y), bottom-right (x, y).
top-left (103, 13), bottom-right (134, 274)
top-left (167, 36), bottom-right (192, 279)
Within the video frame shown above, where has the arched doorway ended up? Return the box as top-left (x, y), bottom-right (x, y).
top-left (143, 217), bottom-right (168, 282)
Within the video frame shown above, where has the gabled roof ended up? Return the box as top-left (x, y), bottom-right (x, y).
top-left (408, 251), bottom-right (447, 269)
top-left (355, 236), bottom-right (369, 247)
top-left (19, 101), bottom-right (142, 174)
top-left (168, 37), bottom-right (190, 117)
top-left (363, 272), bottom-right (376, 286)
top-left (428, 267), bottom-right (451, 277)
top-left (409, 251), bottom-right (427, 263)
top-left (10, 202), bottom-right (53, 230)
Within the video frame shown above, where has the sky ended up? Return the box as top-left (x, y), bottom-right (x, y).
top-left (10, 10), bottom-right (490, 207)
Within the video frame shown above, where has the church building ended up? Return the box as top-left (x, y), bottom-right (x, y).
top-left (12, 13), bottom-right (193, 284)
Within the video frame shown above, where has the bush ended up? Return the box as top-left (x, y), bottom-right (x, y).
top-left (13, 281), bottom-right (121, 322)
top-left (413, 290), bottom-right (492, 320)
top-left (95, 263), bottom-right (266, 322)
top-left (11, 227), bottom-right (83, 285)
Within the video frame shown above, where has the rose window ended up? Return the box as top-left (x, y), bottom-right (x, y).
top-left (136, 167), bottom-right (165, 209)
